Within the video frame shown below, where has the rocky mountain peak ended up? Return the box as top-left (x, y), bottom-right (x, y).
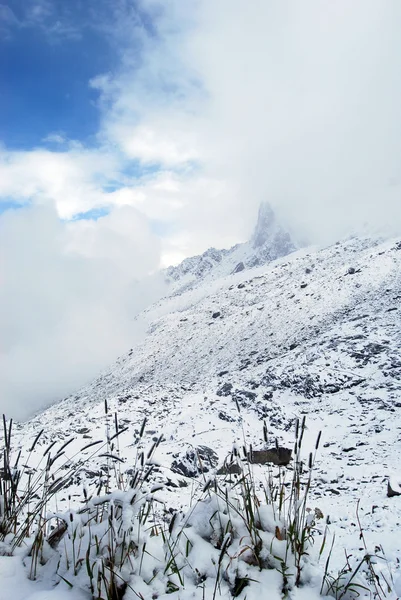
top-left (251, 202), bottom-right (277, 248)
top-left (165, 202), bottom-right (296, 293)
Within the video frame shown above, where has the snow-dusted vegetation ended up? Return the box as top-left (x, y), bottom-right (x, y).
top-left (1, 413), bottom-right (398, 600)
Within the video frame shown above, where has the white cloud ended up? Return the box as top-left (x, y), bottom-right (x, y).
top-left (0, 204), bottom-right (165, 420)
top-left (2, 0), bottom-right (401, 419)
top-left (91, 0), bottom-right (401, 244)
top-left (42, 132), bottom-right (67, 144)
top-left (0, 147), bottom-right (120, 218)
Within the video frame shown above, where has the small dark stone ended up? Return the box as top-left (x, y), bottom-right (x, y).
top-left (217, 382), bottom-right (233, 397)
top-left (218, 411), bottom-right (235, 422)
top-left (387, 480), bottom-right (401, 497)
top-left (238, 283), bottom-right (246, 289)
top-left (300, 283), bottom-right (308, 289)
top-left (212, 311), bottom-right (221, 319)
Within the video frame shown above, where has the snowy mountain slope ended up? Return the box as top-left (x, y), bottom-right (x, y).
top-left (165, 202), bottom-right (296, 295)
top-left (9, 234), bottom-right (401, 583)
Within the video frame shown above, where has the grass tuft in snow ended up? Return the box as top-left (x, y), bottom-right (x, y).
top-left (0, 413), bottom-right (397, 599)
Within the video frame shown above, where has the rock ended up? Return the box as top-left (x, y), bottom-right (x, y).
top-left (217, 462), bottom-right (242, 475)
top-left (212, 311), bottom-right (221, 319)
top-left (247, 447), bottom-right (292, 466)
top-left (348, 267), bottom-right (356, 274)
top-left (218, 411), bottom-right (236, 422)
top-left (217, 382), bottom-right (233, 397)
top-left (300, 282), bottom-right (308, 289)
top-left (233, 262), bottom-right (245, 274)
top-left (387, 480), bottom-right (401, 497)
top-left (171, 446), bottom-right (219, 478)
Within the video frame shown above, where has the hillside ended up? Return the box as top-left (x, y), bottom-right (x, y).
top-left (4, 230), bottom-right (401, 599)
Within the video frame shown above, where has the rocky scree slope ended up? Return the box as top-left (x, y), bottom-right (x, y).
top-left (10, 235), bottom-right (401, 567)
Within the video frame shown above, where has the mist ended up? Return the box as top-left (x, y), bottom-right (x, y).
top-left (0, 204), bottom-right (165, 420)
top-left (93, 0), bottom-right (401, 248)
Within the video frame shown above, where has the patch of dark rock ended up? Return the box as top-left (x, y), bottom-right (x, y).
top-left (289, 343), bottom-right (298, 350)
top-left (347, 267), bottom-right (361, 275)
top-left (233, 262), bottom-right (245, 273)
top-left (237, 283), bottom-right (246, 289)
top-left (218, 411), bottom-right (236, 422)
top-left (217, 462), bottom-right (242, 475)
top-left (387, 307), bottom-right (398, 312)
top-left (217, 382), bottom-right (233, 397)
top-left (171, 446), bottom-right (219, 478)
top-left (342, 447), bottom-right (356, 453)
top-left (247, 447), bottom-right (292, 466)
top-left (218, 370), bottom-right (229, 377)
top-left (327, 488), bottom-right (341, 495)
top-left (388, 480), bottom-right (401, 497)
top-left (212, 311), bottom-right (221, 319)
top-left (247, 380), bottom-right (260, 390)
top-left (84, 470), bottom-right (99, 479)
top-left (300, 283), bottom-right (308, 289)
top-left (76, 428), bottom-right (90, 434)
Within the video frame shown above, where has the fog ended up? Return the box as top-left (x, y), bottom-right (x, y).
top-left (0, 204), bottom-right (165, 419)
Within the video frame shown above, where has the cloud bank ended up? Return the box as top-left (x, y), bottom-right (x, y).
top-left (2, 0), bottom-right (401, 418)
top-left (0, 204), bottom-right (164, 419)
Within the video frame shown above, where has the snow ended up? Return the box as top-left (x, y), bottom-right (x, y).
top-left (2, 233), bottom-right (401, 598)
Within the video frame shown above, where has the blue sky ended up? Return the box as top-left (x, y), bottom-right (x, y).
top-left (0, 1), bottom-right (129, 149)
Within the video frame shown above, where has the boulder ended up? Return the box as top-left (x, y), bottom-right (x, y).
top-left (233, 262), bottom-right (245, 274)
top-left (247, 447), bottom-right (292, 466)
top-left (171, 446), bottom-right (219, 478)
top-left (387, 478), bottom-right (401, 497)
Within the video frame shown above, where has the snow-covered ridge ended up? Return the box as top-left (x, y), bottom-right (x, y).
top-left (7, 233), bottom-right (401, 597)
top-left (164, 202), bottom-right (296, 295)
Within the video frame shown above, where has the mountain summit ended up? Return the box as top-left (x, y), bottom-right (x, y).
top-left (165, 202), bottom-right (296, 294)
top-left (252, 202), bottom-right (291, 249)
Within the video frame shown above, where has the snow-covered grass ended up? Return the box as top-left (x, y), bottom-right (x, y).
top-left (0, 413), bottom-right (397, 600)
